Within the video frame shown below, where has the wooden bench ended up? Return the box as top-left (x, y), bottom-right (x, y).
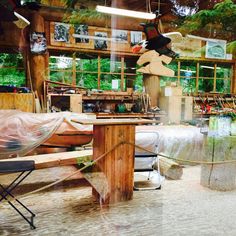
top-left (0, 150), bottom-right (92, 229)
top-left (0, 150), bottom-right (93, 170)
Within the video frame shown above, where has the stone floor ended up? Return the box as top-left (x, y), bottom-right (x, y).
top-left (1, 166), bottom-right (236, 236)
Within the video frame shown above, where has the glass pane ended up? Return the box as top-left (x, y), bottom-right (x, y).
top-left (216, 64), bottom-right (232, 79)
top-left (199, 63), bottom-right (215, 77)
top-left (49, 56), bottom-right (73, 69)
top-left (76, 58), bottom-right (98, 72)
top-left (134, 73), bottom-right (143, 92)
top-left (100, 73), bottom-right (121, 90)
top-left (180, 61), bottom-right (197, 77)
top-left (180, 78), bottom-right (196, 94)
top-left (0, 53), bottom-right (24, 67)
top-left (198, 78), bottom-right (214, 93)
top-left (76, 73), bottom-right (97, 89)
top-left (100, 58), bottom-right (121, 73)
top-left (0, 68), bottom-right (25, 86)
top-left (0, 53), bottom-right (25, 86)
top-left (50, 71), bottom-right (73, 84)
top-left (216, 79), bottom-right (231, 93)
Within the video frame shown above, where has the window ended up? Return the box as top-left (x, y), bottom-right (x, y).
top-left (100, 56), bottom-right (121, 90)
top-left (0, 53), bottom-right (25, 87)
top-left (76, 57), bottom-right (98, 89)
top-left (49, 56), bottom-right (73, 84)
top-left (49, 53), bottom-right (140, 91)
top-left (160, 60), bottom-right (233, 94)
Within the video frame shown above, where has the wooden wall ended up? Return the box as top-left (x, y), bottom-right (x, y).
top-left (0, 93), bottom-right (34, 112)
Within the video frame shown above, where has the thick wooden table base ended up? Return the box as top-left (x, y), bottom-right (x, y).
top-left (93, 124), bottom-right (135, 204)
top-left (72, 119), bottom-right (156, 204)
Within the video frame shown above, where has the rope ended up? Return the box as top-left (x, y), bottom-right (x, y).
top-left (125, 141), bottom-right (236, 165)
top-left (17, 141), bottom-right (124, 200)
top-left (5, 139), bottom-right (236, 202)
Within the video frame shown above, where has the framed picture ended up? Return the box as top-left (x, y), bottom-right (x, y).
top-left (112, 29), bottom-right (128, 43)
top-left (130, 31), bottom-right (142, 46)
top-left (205, 40), bottom-right (226, 59)
top-left (54, 23), bottom-right (70, 42)
top-left (30, 32), bottom-right (47, 54)
top-left (74, 24), bottom-right (89, 43)
top-left (94, 32), bottom-right (108, 50)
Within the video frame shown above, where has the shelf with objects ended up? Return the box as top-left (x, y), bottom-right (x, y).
top-left (192, 93), bottom-right (236, 118)
top-left (45, 78), bottom-right (165, 120)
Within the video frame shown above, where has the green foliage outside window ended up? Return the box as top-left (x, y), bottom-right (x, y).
top-left (77, 73), bottom-right (97, 89)
top-left (0, 53), bottom-right (25, 87)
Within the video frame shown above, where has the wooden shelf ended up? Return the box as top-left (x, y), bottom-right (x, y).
top-left (94, 112), bottom-right (165, 119)
top-left (83, 92), bottom-right (139, 101)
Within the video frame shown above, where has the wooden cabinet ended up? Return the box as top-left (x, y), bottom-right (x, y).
top-left (0, 93), bottom-right (34, 112)
top-left (159, 96), bottom-right (193, 124)
top-left (47, 94), bottom-right (82, 113)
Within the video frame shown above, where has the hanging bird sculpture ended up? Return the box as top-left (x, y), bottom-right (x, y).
top-left (132, 22), bottom-right (179, 58)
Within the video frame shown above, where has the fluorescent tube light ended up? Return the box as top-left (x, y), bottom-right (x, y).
top-left (96, 5), bottom-right (156, 20)
top-left (200, 65), bottom-right (221, 70)
top-left (180, 69), bottom-right (196, 73)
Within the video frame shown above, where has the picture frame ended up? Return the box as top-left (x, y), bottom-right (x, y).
top-left (74, 24), bottom-right (89, 43)
top-left (130, 31), bottom-right (142, 46)
top-left (54, 22), bottom-right (70, 42)
top-left (112, 29), bottom-right (128, 43)
top-left (205, 40), bottom-right (226, 59)
top-left (30, 32), bottom-right (47, 54)
top-left (94, 32), bottom-right (108, 50)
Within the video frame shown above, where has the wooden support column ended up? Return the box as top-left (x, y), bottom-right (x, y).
top-left (196, 62), bottom-right (199, 94)
top-left (121, 57), bottom-right (125, 91)
top-left (143, 74), bottom-right (160, 107)
top-left (29, 12), bottom-right (48, 98)
top-left (213, 63), bottom-right (217, 92)
top-left (98, 55), bottom-right (101, 89)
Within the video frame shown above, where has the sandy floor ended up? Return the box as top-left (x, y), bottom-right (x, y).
top-left (1, 165), bottom-right (236, 236)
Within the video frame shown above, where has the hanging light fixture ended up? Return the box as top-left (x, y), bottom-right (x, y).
top-left (96, 5), bottom-right (156, 20)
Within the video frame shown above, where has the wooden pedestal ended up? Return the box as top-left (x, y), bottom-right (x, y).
top-left (72, 118), bottom-right (156, 204)
top-left (93, 124), bottom-right (135, 203)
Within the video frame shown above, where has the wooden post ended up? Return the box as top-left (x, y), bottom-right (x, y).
top-left (143, 74), bottom-right (160, 107)
top-left (98, 55), bottom-right (101, 89)
top-left (92, 124), bottom-right (135, 204)
top-left (121, 57), bottom-right (125, 91)
top-left (29, 12), bottom-right (48, 98)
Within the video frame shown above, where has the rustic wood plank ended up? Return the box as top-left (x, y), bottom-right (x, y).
top-left (0, 150), bottom-right (92, 170)
top-left (72, 118), bottom-right (158, 125)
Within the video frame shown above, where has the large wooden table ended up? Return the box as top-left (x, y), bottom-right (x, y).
top-left (72, 118), bottom-right (156, 204)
